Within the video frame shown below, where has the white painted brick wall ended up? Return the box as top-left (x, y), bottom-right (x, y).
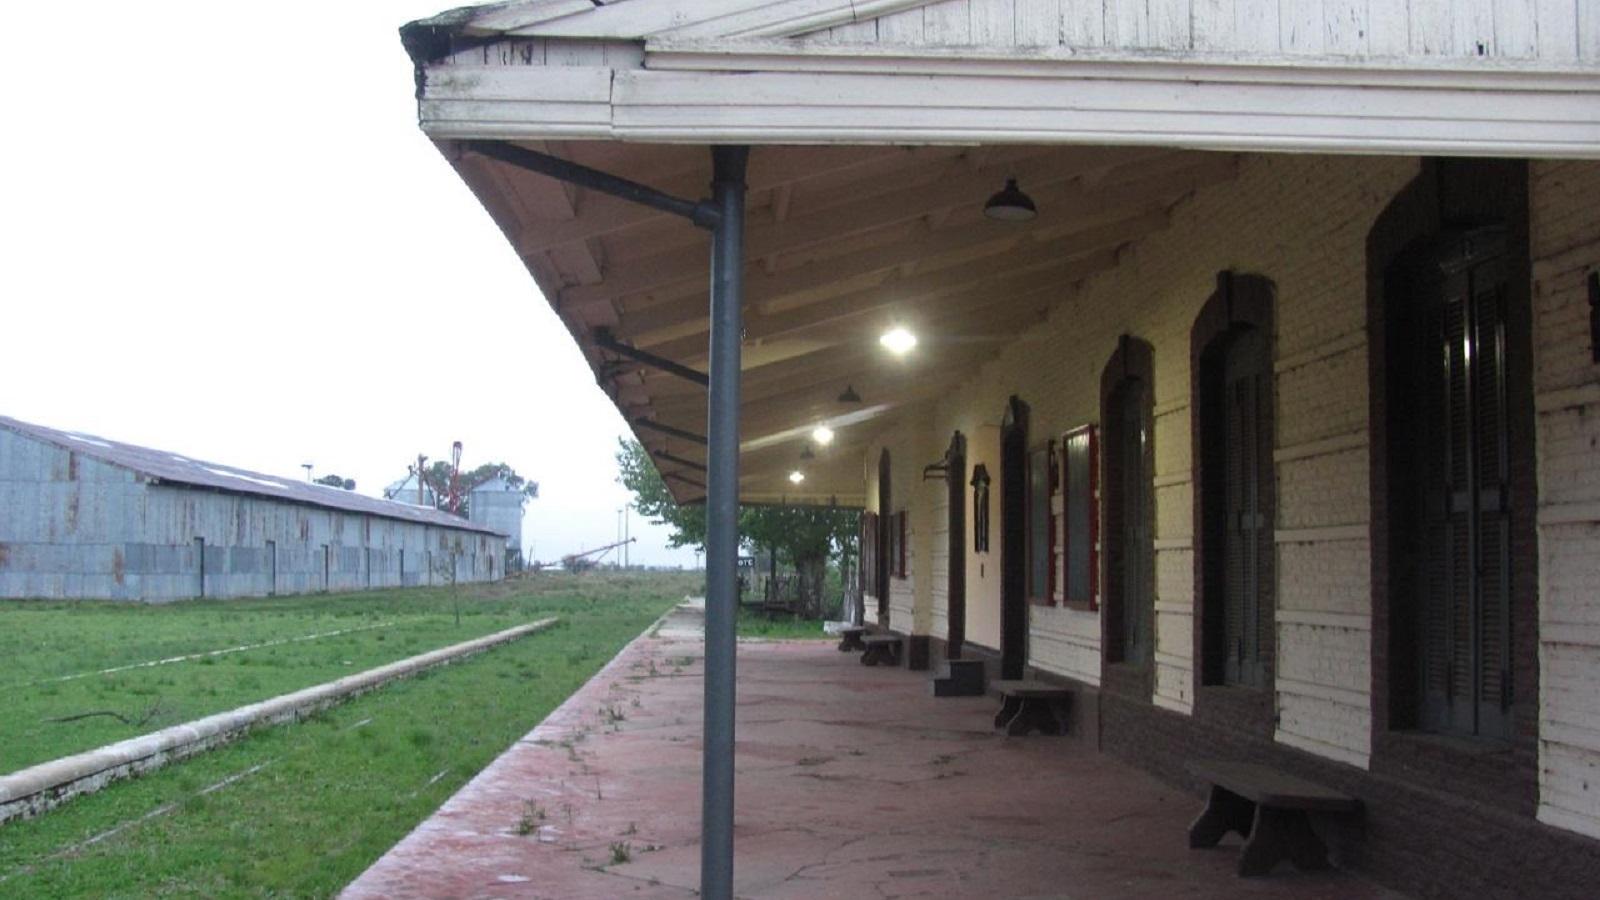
top-left (1277, 539), bottom-right (1371, 618)
top-left (1532, 160), bottom-right (1600, 841)
top-left (851, 153), bottom-right (1600, 783)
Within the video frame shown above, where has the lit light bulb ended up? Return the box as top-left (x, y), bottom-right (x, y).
top-left (811, 425), bottom-right (835, 446)
top-left (879, 326), bottom-right (917, 356)
top-left (788, 470), bottom-right (806, 484)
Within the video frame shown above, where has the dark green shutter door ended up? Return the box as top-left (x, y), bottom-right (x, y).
top-left (1420, 233), bottom-right (1513, 738)
top-left (1473, 260), bottom-right (1512, 737)
top-left (1119, 381), bottom-right (1151, 664)
top-left (1223, 329), bottom-right (1268, 688)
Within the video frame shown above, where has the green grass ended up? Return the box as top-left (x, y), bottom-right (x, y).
top-left (0, 571), bottom-right (695, 898)
top-left (0, 574), bottom-right (694, 774)
top-left (735, 612), bottom-right (831, 640)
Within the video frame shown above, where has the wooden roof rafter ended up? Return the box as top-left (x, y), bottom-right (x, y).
top-left (448, 136), bottom-right (1244, 502)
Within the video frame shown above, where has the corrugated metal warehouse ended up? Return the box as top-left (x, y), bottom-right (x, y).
top-left (0, 415), bottom-right (506, 602)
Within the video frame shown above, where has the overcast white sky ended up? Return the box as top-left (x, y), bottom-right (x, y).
top-left (1, 1), bottom-right (698, 568)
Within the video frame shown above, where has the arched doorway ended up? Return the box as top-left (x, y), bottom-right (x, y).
top-left (1000, 396), bottom-right (1030, 680)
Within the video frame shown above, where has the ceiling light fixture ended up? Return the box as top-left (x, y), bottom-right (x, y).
top-left (788, 470), bottom-right (806, 484)
top-left (811, 425), bottom-right (834, 446)
top-left (880, 326), bottom-right (918, 356)
top-left (983, 177), bottom-right (1037, 222)
top-left (837, 384), bottom-right (862, 403)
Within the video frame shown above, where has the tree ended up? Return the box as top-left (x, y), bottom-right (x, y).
top-left (615, 438), bottom-right (857, 617)
top-left (315, 474), bottom-right (356, 491)
top-left (615, 439), bottom-right (706, 547)
top-left (741, 504), bottom-right (858, 619)
top-left (413, 460), bottom-right (538, 517)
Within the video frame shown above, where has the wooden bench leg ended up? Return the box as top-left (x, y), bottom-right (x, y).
top-left (1188, 785), bottom-right (1255, 849)
top-left (1237, 806), bottom-right (1329, 877)
top-left (860, 643), bottom-right (899, 666)
top-left (994, 695), bottom-right (1022, 730)
top-left (837, 632), bottom-right (865, 652)
top-left (1002, 699), bottom-right (1064, 736)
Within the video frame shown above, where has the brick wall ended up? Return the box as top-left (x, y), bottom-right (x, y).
top-left (1531, 159), bottom-right (1600, 840)
top-left (862, 421), bottom-right (936, 634)
top-left (848, 152), bottom-right (1600, 893)
top-left (903, 152), bottom-right (1415, 761)
top-left (855, 146), bottom-right (1600, 834)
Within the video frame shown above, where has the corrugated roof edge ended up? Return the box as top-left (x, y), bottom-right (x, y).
top-left (0, 415), bottom-right (507, 537)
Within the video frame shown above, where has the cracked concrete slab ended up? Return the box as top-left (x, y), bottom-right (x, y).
top-left (343, 603), bottom-right (1406, 899)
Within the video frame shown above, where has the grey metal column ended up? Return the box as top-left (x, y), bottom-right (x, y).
top-left (701, 145), bottom-right (748, 900)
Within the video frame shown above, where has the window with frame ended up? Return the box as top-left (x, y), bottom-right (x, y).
top-left (1027, 442), bottom-right (1058, 604)
top-left (1061, 425), bottom-right (1100, 610)
top-left (887, 511), bottom-right (908, 579)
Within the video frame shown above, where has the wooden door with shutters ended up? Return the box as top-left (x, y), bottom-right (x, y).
top-left (1419, 230), bottom-right (1513, 739)
top-left (1000, 397), bottom-right (1030, 680)
top-left (877, 450), bottom-right (892, 627)
top-left (945, 433), bottom-right (967, 659)
top-left (1110, 378), bottom-right (1153, 665)
top-left (859, 511), bottom-right (878, 627)
top-left (1222, 329), bottom-right (1272, 688)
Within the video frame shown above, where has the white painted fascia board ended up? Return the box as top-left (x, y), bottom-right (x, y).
top-left (417, 47), bottom-right (1600, 158)
top-left (421, 64), bottom-right (615, 139)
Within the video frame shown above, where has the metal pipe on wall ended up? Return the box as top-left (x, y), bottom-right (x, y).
top-left (700, 145), bottom-right (748, 900)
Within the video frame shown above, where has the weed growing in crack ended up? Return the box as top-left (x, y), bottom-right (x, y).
top-left (609, 841), bottom-right (632, 865)
top-left (515, 801), bottom-right (546, 835)
top-left (599, 704), bottom-right (626, 724)
top-left (621, 821), bottom-right (638, 836)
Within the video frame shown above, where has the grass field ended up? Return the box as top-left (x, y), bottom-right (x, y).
top-left (735, 612), bottom-right (831, 641)
top-left (0, 574), bottom-right (694, 774)
top-left (0, 572), bottom-right (695, 898)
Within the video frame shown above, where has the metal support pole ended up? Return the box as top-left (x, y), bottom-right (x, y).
top-left (464, 140), bottom-right (720, 228)
top-left (633, 418), bottom-right (708, 446)
top-left (594, 327), bottom-right (710, 387)
top-left (701, 144), bottom-right (748, 900)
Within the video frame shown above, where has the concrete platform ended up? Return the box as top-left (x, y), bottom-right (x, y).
top-left (343, 605), bottom-right (1404, 899)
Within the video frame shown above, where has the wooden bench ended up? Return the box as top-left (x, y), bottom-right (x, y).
top-left (992, 680), bottom-right (1071, 735)
top-left (1187, 760), bottom-right (1361, 877)
top-left (836, 625), bottom-right (868, 653)
top-left (859, 634), bottom-right (902, 666)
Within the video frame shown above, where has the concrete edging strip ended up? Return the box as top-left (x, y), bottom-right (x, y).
top-left (0, 617), bottom-right (560, 825)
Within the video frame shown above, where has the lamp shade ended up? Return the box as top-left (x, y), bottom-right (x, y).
top-left (983, 178), bottom-right (1037, 222)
